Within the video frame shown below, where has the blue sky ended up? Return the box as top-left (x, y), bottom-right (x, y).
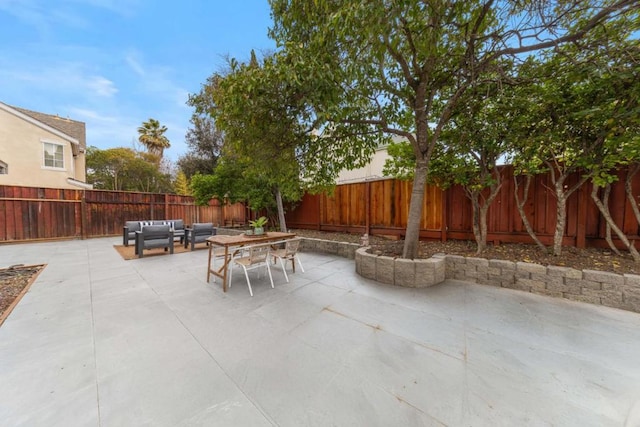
top-left (0, 0), bottom-right (276, 161)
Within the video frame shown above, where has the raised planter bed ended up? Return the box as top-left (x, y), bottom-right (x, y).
top-left (354, 247), bottom-right (640, 314)
top-left (355, 247), bottom-right (445, 288)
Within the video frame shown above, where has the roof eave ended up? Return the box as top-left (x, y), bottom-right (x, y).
top-left (0, 102), bottom-right (80, 146)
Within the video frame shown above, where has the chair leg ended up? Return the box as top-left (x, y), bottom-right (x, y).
top-left (266, 262), bottom-right (274, 289)
top-left (279, 257), bottom-right (289, 283)
top-left (296, 256), bottom-right (305, 272)
top-left (242, 266), bottom-right (253, 296)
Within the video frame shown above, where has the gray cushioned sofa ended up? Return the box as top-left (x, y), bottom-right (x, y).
top-left (123, 219), bottom-right (185, 246)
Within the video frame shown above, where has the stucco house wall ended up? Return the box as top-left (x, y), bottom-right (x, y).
top-left (336, 146), bottom-right (391, 184)
top-left (0, 102), bottom-right (90, 189)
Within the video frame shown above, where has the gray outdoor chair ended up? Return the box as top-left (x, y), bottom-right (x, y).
top-left (123, 221), bottom-right (142, 246)
top-left (167, 219), bottom-right (185, 244)
top-left (135, 225), bottom-right (174, 258)
top-left (184, 222), bottom-right (216, 250)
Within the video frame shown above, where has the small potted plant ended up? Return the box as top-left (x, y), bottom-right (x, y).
top-left (249, 216), bottom-right (268, 235)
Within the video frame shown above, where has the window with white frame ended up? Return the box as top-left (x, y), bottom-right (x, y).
top-left (0, 160), bottom-right (7, 174)
top-left (43, 142), bottom-right (64, 169)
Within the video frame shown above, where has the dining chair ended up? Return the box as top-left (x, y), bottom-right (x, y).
top-left (229, 243), bottom-right (274, 296)
top-left (271, 238), bottom-right (305, 283)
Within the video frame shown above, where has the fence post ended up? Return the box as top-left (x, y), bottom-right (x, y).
top-left (81, 190), bottom-right (88, 239)
top-left (576, 182), bottom-right (588, 248)
top-left (318, 193), bottom-right (323, 231)
top-left (441, 187), bottom-right (448, 242)
top-left (365, 181), bottom-right (371, 235)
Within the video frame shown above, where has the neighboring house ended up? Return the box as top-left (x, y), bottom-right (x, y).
top-left (336, 144), bottom-right (392, 184)
top-left (336, 134), bottom-right (412, 184)
top-left (0, 102), bottom-right (92, 189)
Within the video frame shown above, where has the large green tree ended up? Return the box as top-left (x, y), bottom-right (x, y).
top-left (190, 51), bottom-right (307, 230)
top-left (269, 0), bottom-right (639, 259)
top-left (177, 113), bottom-right (223, 179)
top-left (572, 39), bottom-right (640, 259)
top-left (510, 24), bottom-right (639, 257)
top-left (384, 79), bottom-right (517, 254)
top-left (137, 118), bottom-right (171, 161)
top-left (86, 146), bottom-right (172, 192)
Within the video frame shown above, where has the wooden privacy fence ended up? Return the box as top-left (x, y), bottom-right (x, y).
top-left (0, 186), bottom-right (247, 242)
top-left (284, 165), bottom-right (640, 249)
top-left (2, 164), bottom-right (639, 248)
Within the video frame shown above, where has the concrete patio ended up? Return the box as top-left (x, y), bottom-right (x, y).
top-left (1, 237), bottom-right (640, 426)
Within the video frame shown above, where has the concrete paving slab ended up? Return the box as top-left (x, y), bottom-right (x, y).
top-left (1, 237), bottom-right (640, 426)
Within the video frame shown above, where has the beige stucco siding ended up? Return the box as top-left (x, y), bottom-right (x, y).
top-left (0, 108), bottom-right (86, 189)
top-left (336, 147), bottom-right (391, 184)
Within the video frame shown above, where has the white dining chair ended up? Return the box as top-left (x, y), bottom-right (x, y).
top-left (228, 243), bottom-right (274, 296)
top-left (270, 238), bottom-right (305, 283)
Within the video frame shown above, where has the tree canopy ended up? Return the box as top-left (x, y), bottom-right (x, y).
top-left (137, 118), bottom-right (170, 161)
top-left (189, 51), bottom-right (307, 229)
top-left (86, 146), bottom-right (172, 193)
top-left (269, 0), bottom-right (640, 258)
top-left (178, 111), bottom-right (223, 179)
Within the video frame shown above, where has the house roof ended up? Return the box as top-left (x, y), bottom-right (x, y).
top-left (9, 105), bottom-right (86, 149)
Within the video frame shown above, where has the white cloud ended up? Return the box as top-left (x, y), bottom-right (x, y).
top-left (125, 50), bottom-right (191, 109)
top-left (68, 107), bottom-right (117, 122)
top-left (87, 76), bottom-right (118, 97)
top-left (125, 53), bottom-right (145, 77)
top-left (65, 0), bottom-right (141, 18)
top-left (0, 59), bottom-right (118, 99)
top-left (0, 0), bottom-right (140, 28)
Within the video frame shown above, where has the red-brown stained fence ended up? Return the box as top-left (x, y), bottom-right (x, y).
top-left (0, 186), bottom-right (82, 241)
top-left (0, 186), bottom-right (246, 242)
top-left (285, 165), bottom-right (640, 249)
top-left (3, 165), bottom-right (640, 249)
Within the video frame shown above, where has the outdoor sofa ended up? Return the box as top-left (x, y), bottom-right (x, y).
top-left (123, 219), bottom-right (185, 246)
top-left (134, 224), bottom-right (174, 258)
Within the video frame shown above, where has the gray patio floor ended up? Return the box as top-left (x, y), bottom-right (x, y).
top-left (1, 237), bottom-right (640, 426)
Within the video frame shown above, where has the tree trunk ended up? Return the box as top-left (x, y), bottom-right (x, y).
top-left (605, 223), bottom-right (621, 256)
top-left (514, 175), bottom-right (547, 251)
top-left (467, 173), bottom-right (502, 255)
top-left (591, 184), bottom-right (640, 262)
top-left (625, 163), bottom-right (640, 226)
top-left (550, 168), bottom-right (588, 257)
top-left (553, 185), bottom-right (567, 257)
top-left (402, 160), bottom-right (428, 259)
top-left (470, 193), bottom-right (484, 253)
top-left (478, 203), bottom-right (491, 255)
top-left (275, 186), bottom-right (287, 232)
top-left (600, 184), bottom-right (622, 256)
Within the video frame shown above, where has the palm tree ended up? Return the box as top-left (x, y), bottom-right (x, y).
top-left (137, 118), bottom-right (170, 160)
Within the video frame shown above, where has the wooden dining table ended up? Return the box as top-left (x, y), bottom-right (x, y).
top-left (206, 232), bottom-right (297, 292)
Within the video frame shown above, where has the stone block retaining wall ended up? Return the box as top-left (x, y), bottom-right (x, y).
top-left (298, 238), bottom-right (360, 259)
top-left (355, 246), bottom-right (640, 314)
top-left (355, 247), bottom-right (446, 288)
top-left (215, 229), bottom-right (360, 259)
top-left (446, 255), bottom-right (640, 313)
top-left (216, 229), bottom-right (640, 314)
